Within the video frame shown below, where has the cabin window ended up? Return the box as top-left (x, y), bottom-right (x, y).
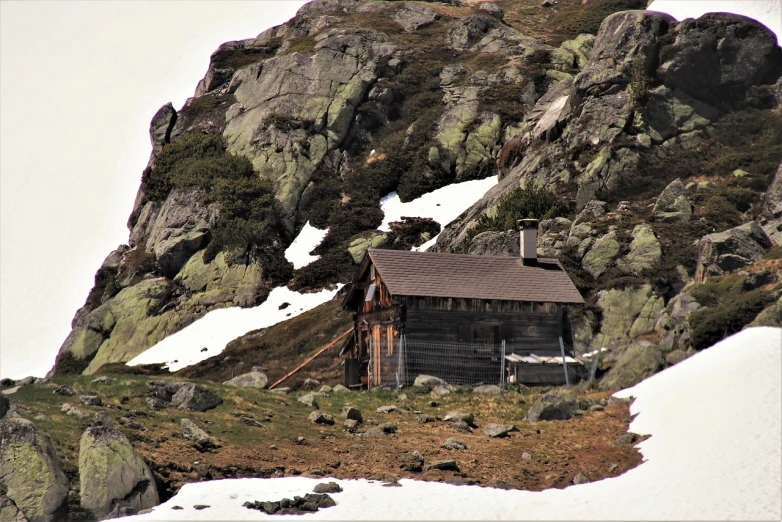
top-left (365, 284), bottom-right (376, 302)
top-left (472, 325), bottom-right (500, 346)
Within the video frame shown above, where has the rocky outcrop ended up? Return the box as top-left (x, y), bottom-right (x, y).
top-left (761, 163), bottom-right (782, 245)
top-left (599, 342), bottom-right (664, 390)
top-left (658, 13), bottom-right (782, 110)
top-left (696, 222), bottom-right (771, 283)
top-left (652, 179), bottom-right (692, 222)
top-left (0, 418), bottom-right (69, 522)
top-left (79, 426), bottom-right (159, 519)
top-left (142, 188), bottom-right (218, 278)
top-left (223, 27), bottom-right (396, 234)
top-left (223, 370), bottom-right (268, 388)
top-left (524, 390), bottom-right (577, 421)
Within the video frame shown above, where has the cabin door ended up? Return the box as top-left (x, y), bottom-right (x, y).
top-left (372, 324), bottom-right (382, 386)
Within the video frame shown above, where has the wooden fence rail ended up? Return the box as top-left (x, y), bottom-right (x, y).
top-left (268, 329), bottom-right (352, 390)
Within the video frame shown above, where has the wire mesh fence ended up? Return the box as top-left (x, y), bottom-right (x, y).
top-left (396, 337), bottom-right (506, 388)
top-left (367, 336), bottom-right (582, 389)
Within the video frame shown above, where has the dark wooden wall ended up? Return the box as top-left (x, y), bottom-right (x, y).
top-left (403, 296), bottom-right (566, 356)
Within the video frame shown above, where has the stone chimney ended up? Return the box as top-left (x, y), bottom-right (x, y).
top-left (518, 219), bottom-right (539, 266)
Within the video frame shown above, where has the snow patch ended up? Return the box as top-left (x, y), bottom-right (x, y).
top-left (379, 177), bottom-right (497, 242)
top-left (284, 221), bottom-right (328, 269)
top-left (126, 327), bottom-right (781, 520)
top-left (127, 285), bottom-right (341, 372)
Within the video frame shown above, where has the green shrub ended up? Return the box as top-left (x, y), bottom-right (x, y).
top-left (689, 289), bottom-right (776, 349)
top-left (690, 273), bottom-right (748, 307)
top-left (142, 133), bottom-right (287, 279)
top-left (462, 186), bottom-right (570, 249)
top-left (290, 249), bottom-right (355, 291)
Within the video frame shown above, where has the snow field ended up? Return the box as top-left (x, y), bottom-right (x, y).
top-left (127, 327), bottom-right (781, 520)
top-left (284, 221), bottom-right (328, 269)
top-left (378, 176), bottom-right (498, 248)
top-left (126, 286), bottom-right (340, 372)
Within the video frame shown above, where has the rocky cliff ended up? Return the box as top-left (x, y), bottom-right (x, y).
top-left (50, 0), bottom-right (782, 383)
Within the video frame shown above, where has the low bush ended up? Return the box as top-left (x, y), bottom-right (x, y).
top-left (689, 288), bottom-right (776, 349)
top-left (461, 186), bottom-right (570, 249)
top-left (142, 133), bottom-right (287, 280)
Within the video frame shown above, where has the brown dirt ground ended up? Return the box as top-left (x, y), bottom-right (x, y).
top-left (136, 390), bottom-right (643, 497)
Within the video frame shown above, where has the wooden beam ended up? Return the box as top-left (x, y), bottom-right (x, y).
top-left (268, 328), bottom-right (353, 390)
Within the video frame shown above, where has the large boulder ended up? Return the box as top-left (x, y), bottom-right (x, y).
top-left (582, 231), bottom-right (620, 278)
top-left (652, 179), bottom-right (692, 223)
top-left (170, 383), bottom-right (223, 412)
top-left (524, 390), bottom-right (578, 421)
top-left (658, 13), bottom-right (782, 110)
top-left (467, 231), bottom-right (520, 257)
top-left (0, 419), bottom-right (69, 522)
top-left (413, 375), bottom-right (448, 389)
top-left (393, 2), bottom-right (439, 33)
top-left (618, 224), bottom-right (662, 274)
top-left (148, 102), bottom-right (177, 156)
top-left (79, 426), bottom-right (159, 519)
top-left (599, 342), bottom-right (664, 390)
top-left (223, 370), bottom-right (268, 389)
top-left (695, 222), bottom-right (771, 283)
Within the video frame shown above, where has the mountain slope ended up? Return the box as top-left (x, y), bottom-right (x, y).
top-left (50, 0), bottom-right (781, 384)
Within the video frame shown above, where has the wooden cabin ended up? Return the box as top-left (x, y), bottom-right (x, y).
top-left (341, 220), bottom-right (586, 389)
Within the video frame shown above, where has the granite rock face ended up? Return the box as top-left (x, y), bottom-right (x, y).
top-left (0, 419), bottom-right (69, 522)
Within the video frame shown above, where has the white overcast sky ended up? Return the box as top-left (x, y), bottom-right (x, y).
top-left (0, 0), bottom-right (779, 380)
top-left (0, 0), bottom-right (308, 379)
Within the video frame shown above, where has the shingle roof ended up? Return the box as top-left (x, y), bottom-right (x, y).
top-left (367, 249), bottom-right (584, 304)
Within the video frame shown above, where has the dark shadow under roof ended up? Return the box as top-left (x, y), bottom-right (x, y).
top-left (367, 249), bottom-right (584, 304)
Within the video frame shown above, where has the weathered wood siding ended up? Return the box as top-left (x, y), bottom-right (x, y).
top-left (403, 296), bottom-right (565, 356)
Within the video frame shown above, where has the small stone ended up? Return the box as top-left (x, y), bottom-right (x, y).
top-left (53, 385), bottom-right (77, 396)
top-left (344, 419), bottom-right (360, 431)
top-left (492, 480), bottom-right (514, 490)
top-left (443, 411), bottom-right (474, 426)
top-left (332, 384), bottom-right (350, 393)
top-left (271, 387), bottom-right (291, 394)
top-left (573, 472), bottom-right (590, 485)
top-left (484, 423), bottom-right (511, 438)
top-left (319, 385), bottom-right (333, 394)
top-left (193, 504), bottom-right (210, 510)
top-left (608, 463), bottom-right (619, 473)
top-left (379, 422), bottom-right (397, 434)
top-left (446, 477), bottom-right (475, 486)
top-left (424, 459), bottom-right (460, 472)
top-left (417, 414), bottom-right (437, 423)
top-left (472, 384), bottom-right (502, 395)
top-left (80, 395), bottom-right (102, 406)
top-left (302, 378), bottom-right (320, 390)
top-left (172, 506), bottom-right (183, 510)
top-left (441, 438), bottom-right (467, 450)
top-left (94, 411), bottom-right (112, 427)
top-left (298, 393), bottom-right (319, 409)
top-left (313, 482), bottom-right (342, 493)
top-left (341, 406), bottom-right (363, 422)
top-left (451, 420), bottom-right (473, 433)
top-left (401, 450), bottom-right (424, 472)
top-left (146, 397), bottom-right (169, 410)
top-left (376, 404), bottom-right (398, 414)
top-left (361, 427), bottom-right (386, 437)
top-left (119, 417), bottom-right (144, 430)
top-left (521, 452), bottom-right (532, 460)
top-left (309, 411), bottom-right (335, 425)
top-left (91, 376), bottom-right (115, 384)
top-left (590, 404), bottom-right (604, 412)
top-left (269, 445), bottom-right (278, 450)
top-left (615, 433), bottom-right (638, 445)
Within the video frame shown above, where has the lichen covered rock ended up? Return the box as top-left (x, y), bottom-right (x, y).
top-left (0, 418), bottom-right (69, 522)
top-left (79, 426), bottom-right (159, 519)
